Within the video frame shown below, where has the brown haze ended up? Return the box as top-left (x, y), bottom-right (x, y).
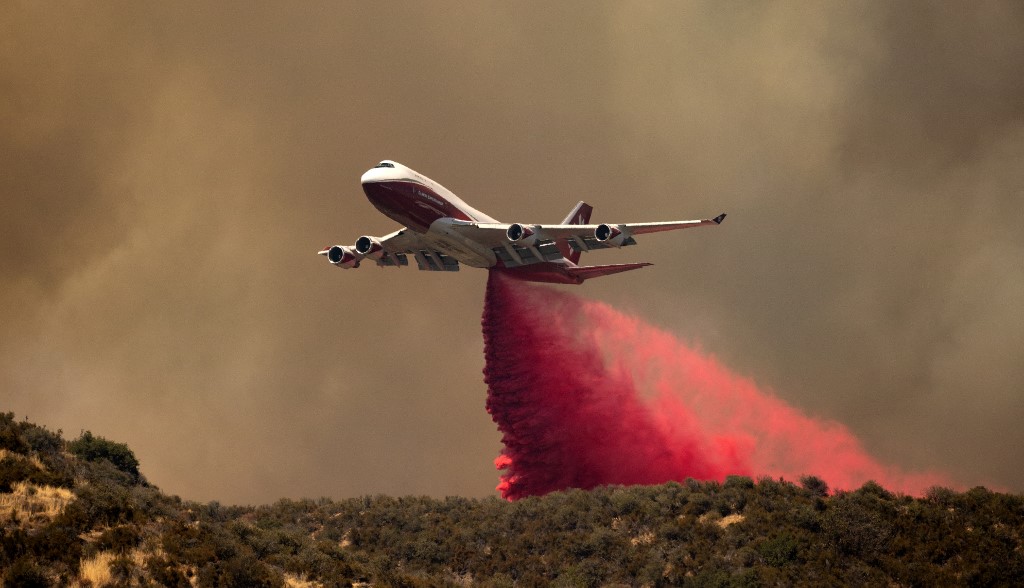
top-left (2, 2), bottom-right (1022, 504)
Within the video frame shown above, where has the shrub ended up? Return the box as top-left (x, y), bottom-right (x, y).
top-left (96, 525), bottom-right (142, 553)
top-left (822, 498), bottom-right (892, 559)
top-left (146, 554), bottom-right (191, 587)
top-left (199, 553), bottom-right (284, 587)
top-left (924, 486), bottom-right (957, 508)
top-left (0, 457), bottom-right (38, 493)
top-left (684, 493), bottom-right (713, 516)
top-left (759, 532), bottom-right (799, 567)
top-left (29, 521), bottom-right (84, 570)
top-left (57, 476), bottom-right (138, 532)
top-left (724, 475), bottom-right (755, 490)
top-left (856, 480), bottom-right (894, 501)
top-left (800, 475), bottom-right (829, 498)
top-left (0, 427), bottom-right (30, 455)
top-left (4, 557), bottom-right (51, 588)
top-left (22, 425), bottom-right (64, 456)
top-left (109, 554), bottom-right (139, 585)
top-left (68, 431), bottom-right (140, 482)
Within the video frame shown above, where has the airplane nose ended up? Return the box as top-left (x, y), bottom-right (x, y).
top-left (361, 162), bottom-right (402, 184)
top-left (361, 168), bottom-right (395, 184)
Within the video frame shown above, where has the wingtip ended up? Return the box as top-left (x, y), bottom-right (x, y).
top-left (712, 213), bottom-right (727, 224)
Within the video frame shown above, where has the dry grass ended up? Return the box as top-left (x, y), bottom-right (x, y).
top-left (78, 551), bottom-right (115, 587)
top-left (126, 547), bottom-right (148, 569)
top-left (285, 573), bottom-right (325, 588)
top-left (0, 481), bottom-right (75, 526)
top-left (697, 512), bottom-right (719, 525)
top-left (630, 531), bottom-right (656, 546)
top-left (717, 513), bottom-right (745, 528)
top-left (695, 511), bottom-right (746, 528)
top-left (72, 548), bottom-right (152, 587)
top-left (0, 448), bottom-right (46, 471)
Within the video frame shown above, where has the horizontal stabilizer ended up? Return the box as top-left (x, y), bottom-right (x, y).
top-left (567, 262), bottom-right (652, 282)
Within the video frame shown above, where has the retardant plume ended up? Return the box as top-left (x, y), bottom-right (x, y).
top-left (483, 271), bottom-right (948, 500)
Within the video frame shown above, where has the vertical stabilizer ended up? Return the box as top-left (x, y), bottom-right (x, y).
top-left (560, 201), bottom-right (593, 226)
top-left (556, 201), bottom-right (593, 264)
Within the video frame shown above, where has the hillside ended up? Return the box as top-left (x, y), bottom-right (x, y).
top-left (2, 412), bottom-right (1022, 587)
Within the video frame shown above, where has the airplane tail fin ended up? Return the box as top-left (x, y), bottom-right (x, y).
top-left (556, 201), bottom-right (593, 264)
top-left (566, 262), bottom-right (651, 283)
top-left (560, 201), bottom-right (593, 225)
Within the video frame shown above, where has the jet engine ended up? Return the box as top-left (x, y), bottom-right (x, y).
top-left (595, 223), bottom-right (630, 247)
top-left (355, 236), bottom-right (385, 260)
top-left (325, 245), bottom-right (361, 269)
top-left (506, 223), bottom-right (542, 247)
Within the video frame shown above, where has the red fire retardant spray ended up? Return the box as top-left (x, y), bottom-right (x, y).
top-left (482, 271), bottom-right (946, 500)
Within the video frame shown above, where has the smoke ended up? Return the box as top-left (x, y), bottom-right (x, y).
top-left (483, 271), bottom-right (947, 500)
top-left (2, 2), bottom-right (1021, 503)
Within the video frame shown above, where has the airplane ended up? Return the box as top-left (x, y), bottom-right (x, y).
top-left (318, 160), bottom-right (726, 285)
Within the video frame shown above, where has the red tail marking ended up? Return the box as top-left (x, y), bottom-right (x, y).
top-left (556, 201), bottom-right (593, 263)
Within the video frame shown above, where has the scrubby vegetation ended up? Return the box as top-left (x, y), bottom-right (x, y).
top-left (2, 411), bottom-right (1023, 586)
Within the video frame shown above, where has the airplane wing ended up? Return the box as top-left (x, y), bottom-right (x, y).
top-left (324, 214), bottom-right (726, 272)
top-left (450, 213), bottom-right (725, 268)
top-left (374, 229), bottom-right (465, 272)
top-left (320, 228), bottom-right (463, 272)
top-left (520, 214), bottom-right (726, 238)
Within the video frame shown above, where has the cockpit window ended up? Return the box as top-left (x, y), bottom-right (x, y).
top-left (374, 162), bottom-right (395, 168)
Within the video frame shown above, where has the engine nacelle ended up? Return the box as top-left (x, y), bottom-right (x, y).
top-left (595, 223), bottom-right (630, 247)
top-left (506, 223), bottom-right (542, 247)
top-left (326, 245), bottom-right (361, 269)
top-left (355, 236), bottom-right (385, 260)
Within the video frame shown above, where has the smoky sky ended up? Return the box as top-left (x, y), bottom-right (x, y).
top-left (2, 2), bottom-right (1022, 504)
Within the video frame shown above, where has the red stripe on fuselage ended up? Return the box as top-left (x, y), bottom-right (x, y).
top-left (362, 180), bottom-right (472, 233)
